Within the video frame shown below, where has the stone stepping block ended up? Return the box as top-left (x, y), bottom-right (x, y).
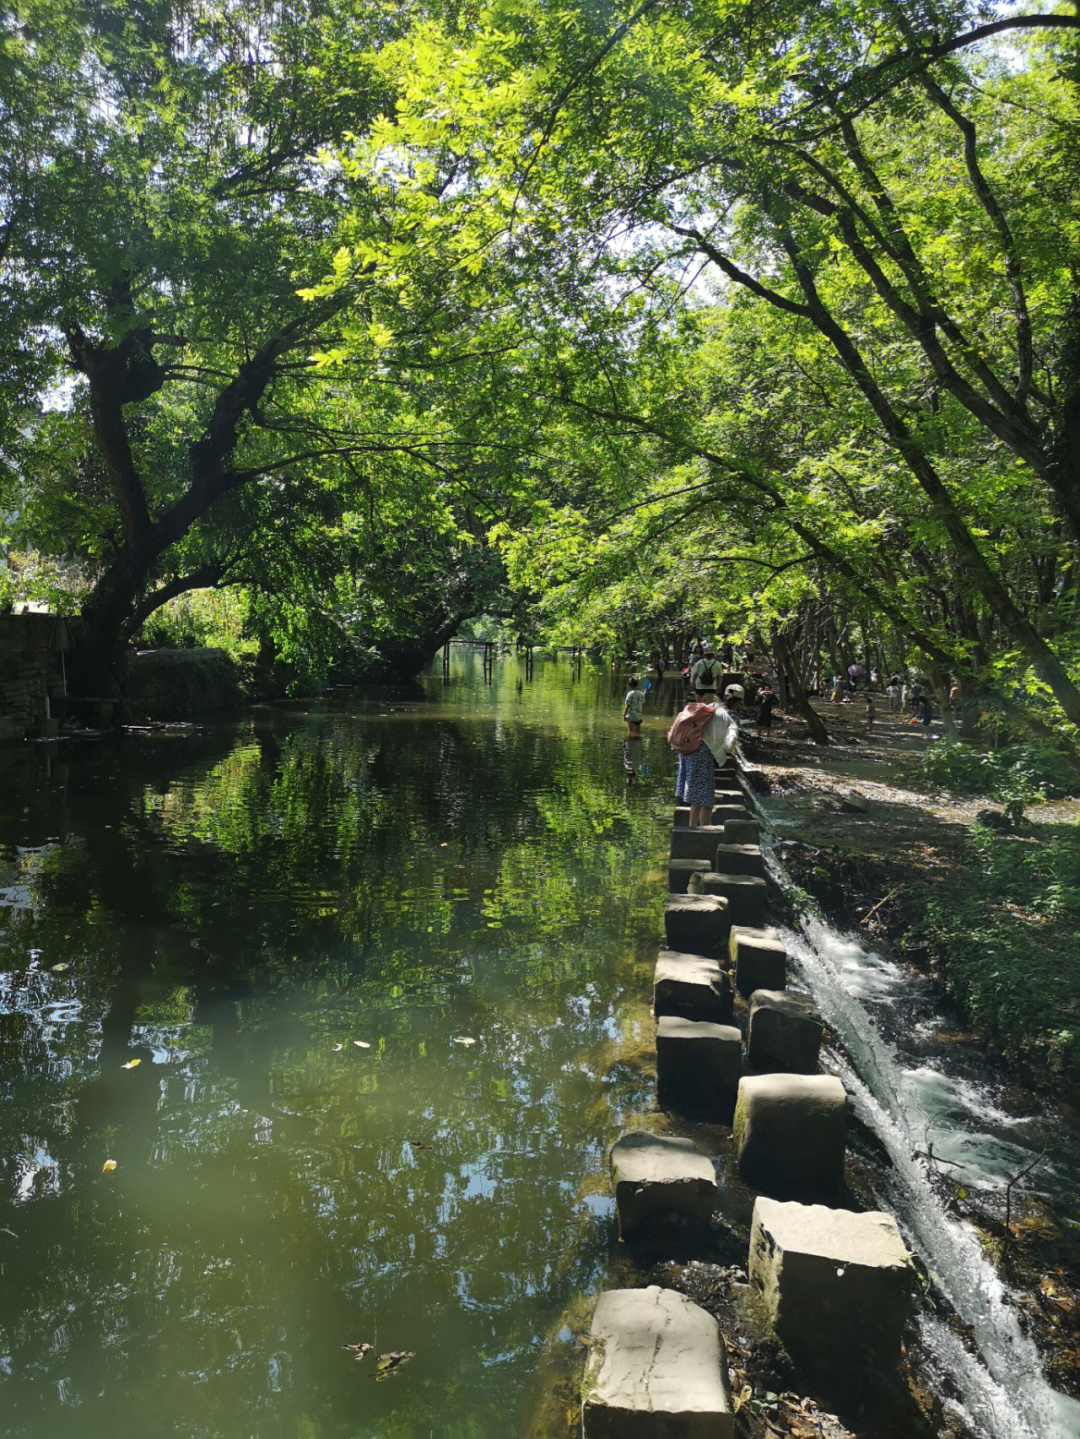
top-left (674, 802), bottom-right (746, 827)
top-left (664, 894), bottom-right (728, 956)
top-left (654, 949), bottom-right (733, 1023)
top-left (712, 842), bottom-right (766, 878)
top-left (722, 816), bottom-right (760, 845)
top-left (733, 1073), bottom-right (848, 1198)
top-left (610, 1131), bottom-right (718, 1241)
top-left (747, 989), bottom-right (822, 1073)
top-left (749, 1197), bottom-right (914, 1359)
top-left (583, 1286), bottom-right (734, 1438)
top-left (670, 825), bottom-right (726, 862)
top-left (668, 858), bottom-right (712, 894)
top-left (656, 1015), bottom-right (742, 1114)
top-left (689, 871), bottom-right (768, 928)
top-left (729, 925), bottom-right (787, 994)
top-left (714, 769), bottom-right (744, 792)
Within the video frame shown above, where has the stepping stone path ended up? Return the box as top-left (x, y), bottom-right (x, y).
top-left (667, 857), bottom-right (711, 893)
top-left (749, 1197), bottom-right (914, 1358)
top-left (664, 894), bottom-right (728, 955)
top-left (733, 1073), bottom-right (848, 1198)
top-left (721, 816), bottom-right (759, 844)
top-left (584, 755), bottom-right (905, 1422)
top-left (712, 841), bottom-right (766, 877)
top-left (656, 1015), bottom-right (742, 1114)
top-left (582, 1287), bottom-right (734, 1438)
top-left (669, 825), bottom-right (726, 862)
top-left (747, 989), bottom-right (822, 1073)
top-left (610, 1132), bottom-right (718, 1240)
top-left (730, 924), bottom-right (787, 995)
top-left (654, 949), bottom-right (733, 1023)
top-left (689, 870), bottom-right (768, 927)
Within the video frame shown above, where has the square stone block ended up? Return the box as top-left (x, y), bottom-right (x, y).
top-left (675, 803), bottom-right (746, 827)
top-left (656, 1015), bottom-right (742, 1116)
top-left (610, 1131), bottom-right (718, 1240)
top-left (690, 872), bottom-right (768, 928)
top-left (734, 1074), bottom-right (848, 1198)
top-left (668, 858), bottom-right (712, 894)
top-left (670, 826), bottom-right (726, 862)
top-left (749, 1197), bottom-right (914, 1359)
top-left (712, 843), bottom-right (766, 878)
top-left (730, 926), bottom-right (787, 995)
top-left (654, 949), bottom-right (733, 1024)
top-left (664, 894), bottom-right (728, 956)
top-left (722, 817), bottom-right (760, 845)
top-left (583, 1287), bottom-right (734, 1438)
top-left (747, 990), bottom-right (821, 1073)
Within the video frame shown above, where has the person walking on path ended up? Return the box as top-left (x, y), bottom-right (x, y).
top-left (865, 694), bottom-right (876, 736)
top-left (755, 684), bottom-right (777, 735)
top-left (690, 641), bottom-right (723, 698)
top-left (623, 677), bottom-right (645, 737)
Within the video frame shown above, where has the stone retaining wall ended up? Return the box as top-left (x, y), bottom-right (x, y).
top-left (0, 614), bottom-right (70, 743)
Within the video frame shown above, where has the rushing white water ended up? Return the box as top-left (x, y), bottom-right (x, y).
top-left (765, 857), bottom-right (1080, 1439)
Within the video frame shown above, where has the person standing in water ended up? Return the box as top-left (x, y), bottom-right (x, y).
top-left (623, 677), bottom-right (645, 737)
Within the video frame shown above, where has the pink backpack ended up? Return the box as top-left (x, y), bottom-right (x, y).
top-left (666, 702), bottom-right (714, 754)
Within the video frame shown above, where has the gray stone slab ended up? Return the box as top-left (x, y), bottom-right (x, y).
top-left (656, 1016), bottom-right (742, 1115)
top-left (670, 826), bottom-right (726, 862)
top-left (712, 842), bottom-right (766, 878)
top-left (668, 858), bottom-right (712, 894)
top-left (654, 949), bottom-right (733, 1024)
top-left (722, 817), bottom-right (760, 845)
top-left (733, 1074), bottom-right (848, 1198)
top-left (664, 894), bottom-right (728, 956)
top-left (583, 1287), bottom-right (734, 1438)
top-left (675, 802), bottom-right (746, 827)
top-left (690, 872), bottom-right (768, 928)
top-left (747, 990), bottom-right (822, 1073)
top-left (749, 1197), bottom-right (914, 1358)
top-left (730, 926), bottom-right (787, 995)
top-left (610, 1131), bottom-right (717, 1240)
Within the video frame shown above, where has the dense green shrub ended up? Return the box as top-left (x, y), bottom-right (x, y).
top-left (919, 741), bottom-right (1080, 804)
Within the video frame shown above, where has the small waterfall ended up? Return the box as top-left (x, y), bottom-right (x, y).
top-left (767, 855), bottom-right (1080, 1439)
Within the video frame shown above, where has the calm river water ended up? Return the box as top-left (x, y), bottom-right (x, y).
top-left (0, 652), bottom-right (672, 1439)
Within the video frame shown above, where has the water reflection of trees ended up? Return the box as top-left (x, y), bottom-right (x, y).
top-left (0, 695), bottom-right (664, 1437)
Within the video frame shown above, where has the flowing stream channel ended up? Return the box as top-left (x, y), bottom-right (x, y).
top-left (761, 821), bottom-right (1080, 1438)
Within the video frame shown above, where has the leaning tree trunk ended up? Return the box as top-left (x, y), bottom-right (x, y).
top-left (773, 629), bottom-right (831, 745)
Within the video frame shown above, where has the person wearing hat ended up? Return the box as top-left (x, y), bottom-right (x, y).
top-left (690, 642), bottom-right (722, 698)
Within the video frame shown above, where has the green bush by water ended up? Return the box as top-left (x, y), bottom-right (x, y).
top-left (917, 820), bottom-right (1080, 1085)
top-left (918, 740), bottom-right (1080, 805)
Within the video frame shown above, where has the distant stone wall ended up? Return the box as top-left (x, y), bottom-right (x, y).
top-left (125, 648), bottom-right (246, 720)
top-left (0, 615), bottom-right (70, 743)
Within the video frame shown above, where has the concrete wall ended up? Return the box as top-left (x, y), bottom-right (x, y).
top-left (0, 614), bottom-right (70, 743)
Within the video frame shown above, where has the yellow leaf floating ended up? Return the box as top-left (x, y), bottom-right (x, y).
top-left (451, 1036), bottom-right (476, 1046)
top-left (102, 1160), bottom-right (117, 1173)
top-left (122, 1059), bottom-right (141, 1069)
top-left (353, 1041), bottom-right (371, 1049)
top-left (332, 1043), bottom-right (344, 1052)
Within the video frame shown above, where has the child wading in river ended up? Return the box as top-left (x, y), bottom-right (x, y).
top-left (623, 677), bottom-right (645, 737)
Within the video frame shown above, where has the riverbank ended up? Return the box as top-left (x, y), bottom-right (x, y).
top-left (740, 705), bottom-right (1080, 1098)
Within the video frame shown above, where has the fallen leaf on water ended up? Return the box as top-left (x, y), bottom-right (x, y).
top-left (343, 1341), bottom-right (374, 1361)
top-left (102, 1160), bottom-right (117, 1173)
top-left (353, 1040), bottom-right (371, 1049)
top-left (332, 1043), bottom-right (344, 1052)
top-left (451, 1036), bottom-right (476, 1046)
top-left (122, 1059), bottom-right (141, 1070)
top-left (375, 1351), bottom-right (414, 1380)
top-left (408, 1139), bottom-right (428, 1150)
top-left (51, 963), bottom-right (70, 973)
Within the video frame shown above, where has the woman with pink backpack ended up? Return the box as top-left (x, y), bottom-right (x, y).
top-left (667, 693), bottom-right (738, 827)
